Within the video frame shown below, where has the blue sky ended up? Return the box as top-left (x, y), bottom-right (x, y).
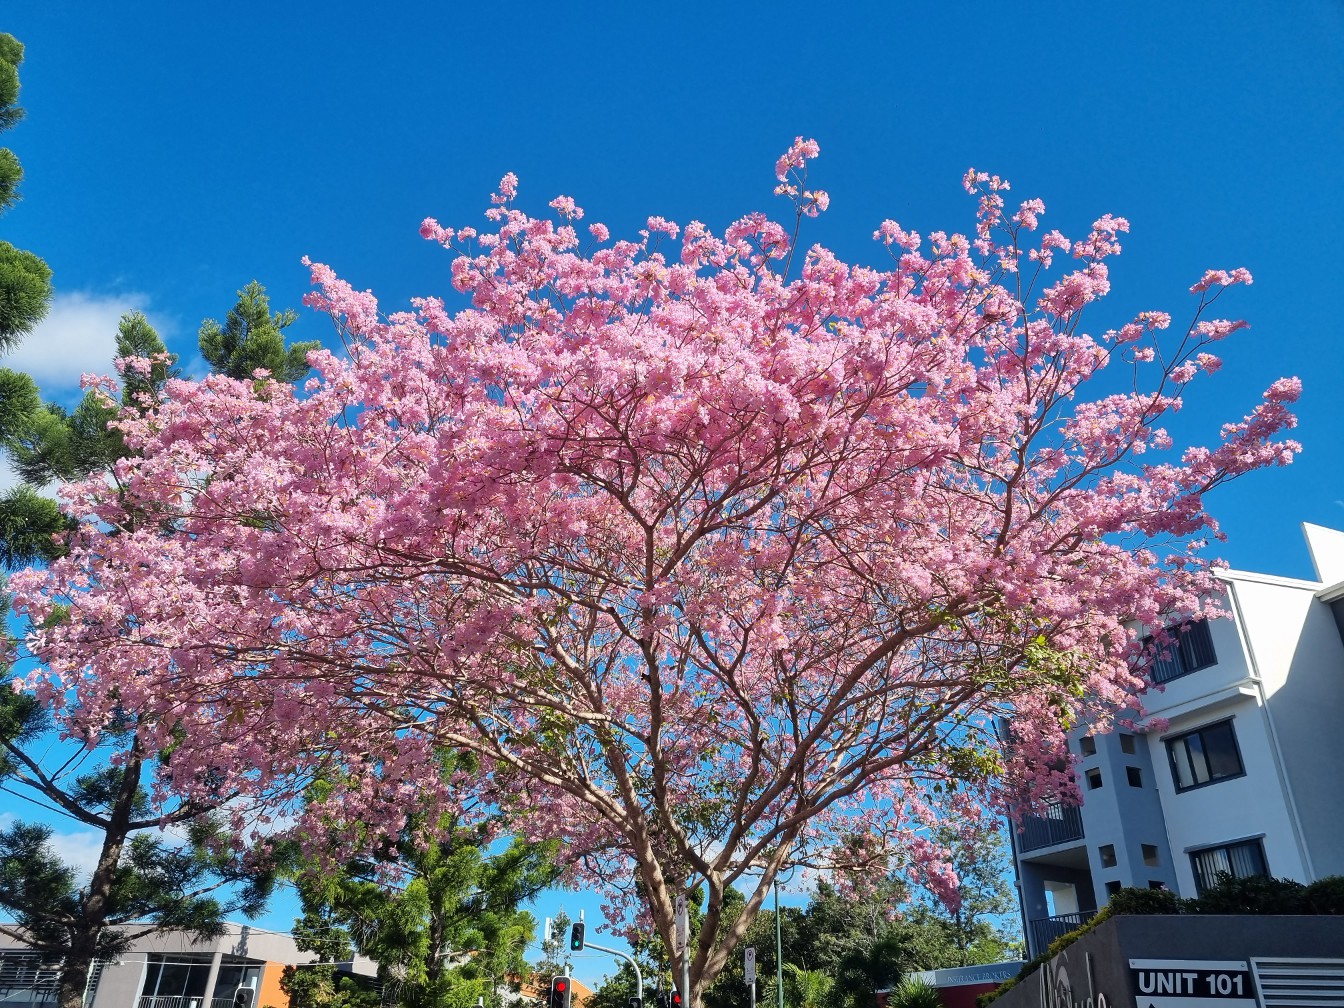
top-left (2, 0), bottom-right (1342, 979)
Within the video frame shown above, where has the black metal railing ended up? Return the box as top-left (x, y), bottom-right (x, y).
top-left (1017, 804), bottom-right (1084, 852)
top-left (1030, 911), bottom-right (1096, 955)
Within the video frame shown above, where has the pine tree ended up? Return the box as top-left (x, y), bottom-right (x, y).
top-left (0, 32), bottom-right (58, 566)
top-left (0, 690), bottom-right (277, 1008)
top-left (199, 281), bottom-right (318, 383)
top-left (0, 32), bottom-right (51, 352)
top-left (291, 754), bottom-right (560, 1008)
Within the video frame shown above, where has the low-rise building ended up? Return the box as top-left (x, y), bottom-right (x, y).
top-left (0, 924), bottom-right (377, 1008)
top-left (1010, 523), bottom-right (1344, 958)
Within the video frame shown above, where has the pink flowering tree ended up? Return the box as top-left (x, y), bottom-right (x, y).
top-left (12, 140), bottom-right (1298, 1001)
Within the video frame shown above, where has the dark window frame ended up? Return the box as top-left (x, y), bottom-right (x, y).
top-left (1144, 619), bottom-right (1218, 684)
top-left (1165, 718), bottom-right (1246, 793)
top-left (1189, 837), bottom-right (1268, 895)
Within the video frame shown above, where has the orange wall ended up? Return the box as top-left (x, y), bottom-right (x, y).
top-left (258, 961), bottom-right (291, 1008)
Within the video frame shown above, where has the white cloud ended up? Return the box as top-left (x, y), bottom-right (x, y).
top-left (0, 811), bottom-right (105, 884)
top-left (46, 828), bottom-right (107, 883)
top-left (1, 290), bottom-right (167, 397)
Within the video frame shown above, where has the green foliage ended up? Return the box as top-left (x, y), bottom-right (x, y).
top-left (292, 758), bottom-right (559, 1008)
top-left (693, 850), bottom-right (1019, 1008)
top-left (1103, 886), bottom-right (1185, 916)
top-left (199, 281), bottom-right (318, 383)
top-left (0, 33), bottom-right (23, 133)
top-left (0, 484), bottom-right (66, 565)
top-left (889, 979), bottom-right (943, 1008)
top-left (0, 34), bottom-right (50, 351)
top-left (280, 963), bottom-right (381, 1008)
top-left (116, 310), bottom-right (180, 406)
top-left (1303, 875), bottom-right (1344, 915)
top-left (2, 312), bottom-right (179, 489)
top-left (0, 240), bottom-right (52, 351)
top-left (0, 366), bottom-right (39, 429)
top-left (761, 964), bottom-right (834, 1008)
top-left (1191, 873), bottom-right (1306, 915)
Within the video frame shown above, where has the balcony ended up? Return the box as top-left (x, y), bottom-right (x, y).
top-left (1017, 804), bottom-right (1084, 853)
top-left (135, 997), bottom-right (231, 1008)
top-left (1030, 910), bottom-right (1096, 953)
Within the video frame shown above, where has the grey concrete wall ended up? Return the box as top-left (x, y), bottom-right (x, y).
top-left (988, 915), bottom-right (1344, 1008)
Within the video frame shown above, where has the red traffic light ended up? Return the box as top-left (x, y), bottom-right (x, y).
top-left (555, 981), bottom-right (568, 993)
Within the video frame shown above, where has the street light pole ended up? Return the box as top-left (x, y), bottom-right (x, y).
top-left (773, 881), bottom-right (784, 1008)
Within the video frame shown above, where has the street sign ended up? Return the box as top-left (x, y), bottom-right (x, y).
top-left (1128, 959), bottom-right (1256, 1008)
top-left (745, 947), bottom-right (756, 984)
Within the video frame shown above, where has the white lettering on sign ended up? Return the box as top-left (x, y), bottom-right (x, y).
top-left (1127, 960), bottom-right (1255, 1008)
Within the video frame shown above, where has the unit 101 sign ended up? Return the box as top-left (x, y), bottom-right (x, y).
top-left (1127, 960), bottom-right (1256, 1008)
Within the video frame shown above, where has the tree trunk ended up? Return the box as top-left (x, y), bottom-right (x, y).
top-left (58, 735), bottom-right (146, 1008)
top-left (57, 933), bottom-right (96, 1008)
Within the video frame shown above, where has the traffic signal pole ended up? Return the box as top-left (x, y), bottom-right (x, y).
top-left (572, 924), bottom-right (645, 1008)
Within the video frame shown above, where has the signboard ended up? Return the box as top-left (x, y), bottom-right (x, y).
top-left (745, 947), bottom-right (756, 984)
top-left (1128, 959), bottom-right (1257, 1008)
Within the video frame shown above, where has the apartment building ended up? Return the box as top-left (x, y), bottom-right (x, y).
top-left (1010, 522), bottom-right (1344, 958)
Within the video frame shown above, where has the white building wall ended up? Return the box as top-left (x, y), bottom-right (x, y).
top-left (1146, 693), bottom-right (1309, 894)
top-left (1224, 572), bottom-right (1344, 878)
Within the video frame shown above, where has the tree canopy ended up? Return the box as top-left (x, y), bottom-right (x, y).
top-left (0, 32), bottom-right (50, 352)
top-left (11, 140), bottom-right (1298, 1005)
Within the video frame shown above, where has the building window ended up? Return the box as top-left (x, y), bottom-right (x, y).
top-left (1126, 766), bottom-right (1144, 788)
top-left (1145, 619), bottom-right (1217, 684)
top-left (1166, 719), bottom-right (1245, 792)
top-left (1086, 768), bottom-right (1103, 789)
top-left (1148, 880), bottom-right (1167, 889)
top-left (1099, 844), bottom-right (1117, 868)
top-left (1190, 838), bottom-right (1268, 895)
top-left (1105, 880), bottom-right (1122, 896)
top-left (1080, 736), bottom-right (1097, 756)
top-left (1120, 733), bottom-right (1137, 754)
top-left (1142, 843), bottom-right (1160, 867)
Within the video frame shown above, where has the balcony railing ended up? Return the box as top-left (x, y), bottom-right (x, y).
top-left (1030, 911), bottom-right (1096, 955)
top-left (138, 996), bottom-right (218, 1008)
top-left (1017, 804), bottom-right (1084, 852)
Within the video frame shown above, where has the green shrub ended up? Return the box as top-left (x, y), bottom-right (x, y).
top-left (1302, 875), bottom-right (1344, 915)
top-left (1106, 886), bottom-right (1185, 916)
top-left (890, 978), bottom-right (943, 1008)
top-left (1191, 872), bottom-right (1306, 915)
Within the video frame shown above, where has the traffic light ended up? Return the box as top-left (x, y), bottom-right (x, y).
top-left (232, 988), bottom-right (254, 1008)
top-left (670, 992), bottom-right (683, 1008)
top-left (550, 976), bottom-right (572, 1008)
top-left (570, 921), bottom-right (585, 952)
top-left (628, 999), bottom-right (643, 1008)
